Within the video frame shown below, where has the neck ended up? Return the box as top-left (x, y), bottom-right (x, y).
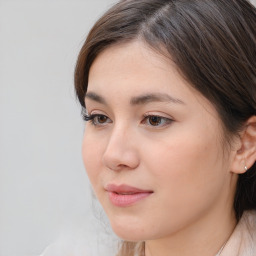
top-left (145, 205), bottom-right (237, 256)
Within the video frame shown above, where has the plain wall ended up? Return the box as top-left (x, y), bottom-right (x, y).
top-left (0, 0), bottom-right (255, 256)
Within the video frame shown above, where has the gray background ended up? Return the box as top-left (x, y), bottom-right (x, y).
top-left (0, 0), bottom-right (255, 256)
top-left (0, 1), bottom-right (116, 256)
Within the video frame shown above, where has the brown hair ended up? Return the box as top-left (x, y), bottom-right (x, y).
top-left (75, 0), bottom-right (256, 255)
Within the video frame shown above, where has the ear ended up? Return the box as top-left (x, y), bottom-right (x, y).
top-left (231, 116), bottom-right (256, 174)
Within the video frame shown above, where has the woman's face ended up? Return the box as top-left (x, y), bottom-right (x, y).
top-left (82, 41), bottom-right (237, 241)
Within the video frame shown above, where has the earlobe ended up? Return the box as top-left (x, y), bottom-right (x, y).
top-left (231, 116), bottom-right (256, 174)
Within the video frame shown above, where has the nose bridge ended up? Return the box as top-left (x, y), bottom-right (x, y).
top-left (109, 123), bottom-right (128, 146)
top-left (102, 122), bottom-right (139, 171)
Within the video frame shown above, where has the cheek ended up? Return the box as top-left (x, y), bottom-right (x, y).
top-left (136, 130), bottom-right (227, 236)
top-left (144, 128), bottom-right (219, 173)
top-left (143, 126), bottom-right (225, 208)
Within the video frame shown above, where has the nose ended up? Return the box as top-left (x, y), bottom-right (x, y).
top-left (102, 126), bottom-right (140, 172)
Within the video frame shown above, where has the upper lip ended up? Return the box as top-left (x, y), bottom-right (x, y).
top-left (105, 184), bottom-right (153, 194)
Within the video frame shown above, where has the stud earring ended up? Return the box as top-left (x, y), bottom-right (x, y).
top-left (244, 159), bottom-right (248, 172)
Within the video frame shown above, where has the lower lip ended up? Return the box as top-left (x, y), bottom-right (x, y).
top-left (108, 191), bottom-right (152, 207)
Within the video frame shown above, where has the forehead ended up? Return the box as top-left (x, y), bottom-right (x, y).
top-left (88, 41), bottom-right (213, 110)
top-left (88, 41), bottom-right (186, 96)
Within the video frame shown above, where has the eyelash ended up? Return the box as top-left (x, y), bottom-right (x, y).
top-left (82, 111), bottom-right (173, 128)
top-left (83, 113), bottom-right (111, 126)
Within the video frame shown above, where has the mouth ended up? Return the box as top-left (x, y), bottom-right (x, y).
top-left (105, 184), bottom-right (153, 207)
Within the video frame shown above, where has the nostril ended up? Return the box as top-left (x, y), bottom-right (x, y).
top-left (102, 150), bottom-right (140, 171)
top-left (104, 162), bottom-right (131, 172)
top-left (119, 164), bottom-right (128, 168)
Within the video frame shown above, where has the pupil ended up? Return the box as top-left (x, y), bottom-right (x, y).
top-left (98, 116), bottom-right (106, 123)
top-left (149, 116), bottom-right (161, 126)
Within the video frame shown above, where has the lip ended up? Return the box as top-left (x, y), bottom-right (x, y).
top-left (105, 184), bottom-right (153, 207)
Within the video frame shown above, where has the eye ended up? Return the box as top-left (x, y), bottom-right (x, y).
top-left (142, 115), bottom-right (173, 127)
top-left (83, 113), bottom-right (111, 126)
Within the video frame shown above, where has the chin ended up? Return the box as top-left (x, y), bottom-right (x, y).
top-left (112, 226), bottom-right (145, 242)
top-left (108, 214), bottom-right (151, 242)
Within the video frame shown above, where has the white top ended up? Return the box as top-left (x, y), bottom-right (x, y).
top-left (221, 210), bottom-right (256, 256)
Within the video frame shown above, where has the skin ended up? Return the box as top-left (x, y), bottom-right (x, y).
top-left (82, 41), bottom-right (240, 256)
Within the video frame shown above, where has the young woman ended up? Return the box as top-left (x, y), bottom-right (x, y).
top-left (74, 0), bottom-right (256, 255)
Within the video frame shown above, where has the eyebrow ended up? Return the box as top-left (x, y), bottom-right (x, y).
top-left (85, 92), bottom-right (107, 104)
top-left (130, 93), bottom-right (185, 105)
top-left (85, 91), bottom-right (185, 106)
